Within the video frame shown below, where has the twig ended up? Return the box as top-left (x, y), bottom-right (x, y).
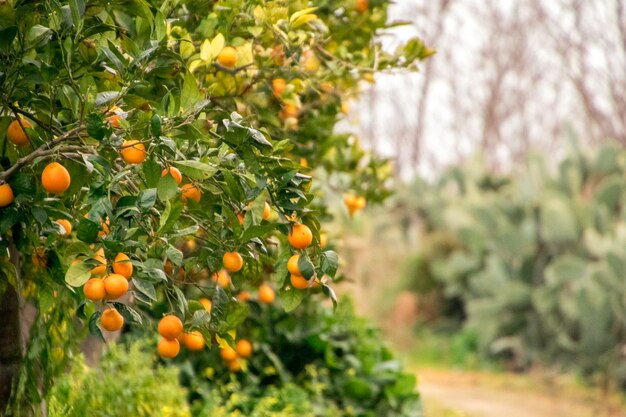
top-left (0, 125), bottom-right (85, 183)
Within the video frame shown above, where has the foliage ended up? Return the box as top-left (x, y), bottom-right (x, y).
top-left (175, 297), bottom-right (423, 417)
top-left (47, 343), bottom-right (191, 417)
top-left (403, 142), bottom-right (626, 385)
top-left (0, 0), bottom-right (430, 412)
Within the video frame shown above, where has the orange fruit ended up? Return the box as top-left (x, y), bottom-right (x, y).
top-left (356, 0), bottom-right (368, 12)
top-left (56, 219), bottom-right (72, 237)
top-left (228, 358), bottom-right (242, 372)
top-left (217, 46), bottom-right (238, 68)
top-left (300, 158), bottom-right (308, 168)
top-left (41, 162), bottom-right (71, 194)
top-left (212, 269), bottom-right (231, 288)
top-left (272, 78), bottom-right (286, 96)
top-left (236, 339), bottom-right (252, 358)
top-left (182, 331), bottom-right (204, 351)
top-left (258, 284), bottom-right (275, 304)
top-left (0, 183), bottom-right (14, 207)
top-left (91, 248), bottom-right (107, 276)
top-left (288, 223), bottom-right (313, 249)
top-left (112, 253), bottom-right (133, 279)
top-left (280, 103), bottom-right (299, 119)
top-left (104, 274), bottom-right (129, 299)
top-left (220, 345), bottom-right (238, 362)
top-left (290, 274), bottom-right (310, 289)
top-left (106, 106), bottom-right (125, 127)
top-left (341, 101), bottom-right (350, 114)
top-left (287, 254), bottom-right (301, 275)
top-left (7, 119), bottom-right (31, 146)
top-left (120, 140), bottom-right (146, 164)
top-left (83, 278), bottom-right (106, 301)
top-left (158, 315), bottom-right (183, 340)
top-left (161, 167), bottom-right (183, 184)
top-left (101, 308), bottom-right (124, 331)
top-left (181, 183), bottom-right (201, 203)
top-left (223, 252), bottom-right (244, 273)
top-left (199, 298), bottom-right (212, 312)
top-left (263, 202), bottom-right (271, 220)
top-left (237, 290), bottom-right (252, 302)
top-left (158, 337), bottom-right (180, 358)
top-left (236, 211), bottom-right (245, 225)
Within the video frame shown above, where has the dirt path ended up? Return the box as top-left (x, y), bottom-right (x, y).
top-left (417, 369), bottom-right (626, 417)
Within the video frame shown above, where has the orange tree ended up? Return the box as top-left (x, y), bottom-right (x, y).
top-left (0, 0), bottom-right (431, 413)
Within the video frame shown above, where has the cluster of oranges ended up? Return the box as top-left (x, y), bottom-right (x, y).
top-left (343, 193), bottom-right (367, 216)
top-left (219, 338), bottom-right (252, 372)
top-left (156, 315), bottom-right (206, 358)
top-left (82, 250), bottom-right (134, 331)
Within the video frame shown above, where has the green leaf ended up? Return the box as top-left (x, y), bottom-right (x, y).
top-left (241, 224), bottom-right (277, 242)
top-left (191, 310), bottom-right (211, 328)
top-left (111, 302), bottom-right (143, 325)
top-left (95, 91), bottom-right (120, 107)
top-left (180, 71), bottom-right (203, 113)
top-left (281, 288), bottom-right (304, 312)
top-left (157, 174), bottom-right (178, 202)
top-left (28, 25), bottom-right (53, 47)
top-left (76, 218), bottom-right (100, 243)
top-left (298, 255), bottom-right (315, 280)
top-left (89, 312), bottom-right (104, 341)
top-left (173, 160), bottom-right (217, 180)
top-left (320, 250), bottom-right (339, 278)
top-left (132, 278), bottom-right (157, 301)
top-left (86, 113), bottom-right (108, 140)
top-left (322, 284), bottom-right (338, 309)
top-left (142, 159), bottom-right (161, 187)
top-left (225, 301), bottom-right (249, 330)
top-left (151, 114), bottom-right (162, 137)
top-left (166, 245), bottom-right (183, 266)
top-left (65, 261), bottom-right (92, 287)
top-left (138, 189), bottom-right (157, 211)
top-left (188, 300), bottom-right (205, 313)
top-left (158, 201), bottom-right (183, 235)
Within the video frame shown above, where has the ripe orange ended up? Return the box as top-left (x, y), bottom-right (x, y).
top-left (217, 46), bottom-right (238, 68)
top-left (280, 103), bottom-right (299, 119)
top-left (91, 248), bottom-right (107, 276)
top-left (272, 78), bottom-right (286, 96)
top-left (181, 183), bottom-right (201, 203)
top-left (56, 219), bottom-right (72, 237)
top-left (320, 81), bottom-right (334, 93)
top-left (161, 167), bottom-right (183, 184)
top-left (236, 211), bottom-right (245, 225)
top-left (158, 315), bottom-right (183, 340)
top-left (199, 298), bottom-right (212, 312)
top-left (0, 183), bottom-right (14, 207)
top-left (7, 119), bottom-right (31, 146)
top-left (83, 278), bottom-right (106, 301)
top-left (104, 274), bottom-right (129, 299)
top-left (344, 193), bottom-right (366, 215)
top-left (356, 0), bottom-right (368, 12)
top-left (112, 253), bottom-right (133, 279)
top-left (236, 339), bottom-right (252, 358)
top-left (220, 345), bottom-right (238, 362)
top-left (258, 283), bottom-right (275, 304)
top-left (182, 331), bottom-right (205, 351)
top-left (290, 274), bottom-right (310, 290)
top-left (263, 202), bottom-right (271, 220)
top-left (237, 290), bottom-right (252, 302)
top-left (158, 337), bottom-right (180, 358)
top-left (41, 162), bottom-right (71, 194)
top-left (288, 223), bottom-right (313, 249)
top-left (228, 358), bottom-right (242, 372)
top-left (212, 269), bottom-right (231, 288)
top-left (120, 140), bottom-right (146, 164)
top-left (101, 308), bottom-right (124, 331)
top-left (287, 254), bottom-right (301, 275)
top-left (106, 106), bottom-right (125, 127)
top-left (223, 252), bottom-right (244, 273)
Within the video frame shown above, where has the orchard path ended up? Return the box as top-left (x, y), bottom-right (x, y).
top-left (416, 369), bottom-right (626, 417)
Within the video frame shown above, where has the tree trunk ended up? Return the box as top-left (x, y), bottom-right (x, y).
top-left (0, 286), bottom-right (22, 414)
top-left (0, 237), bottom-right (23, 415)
